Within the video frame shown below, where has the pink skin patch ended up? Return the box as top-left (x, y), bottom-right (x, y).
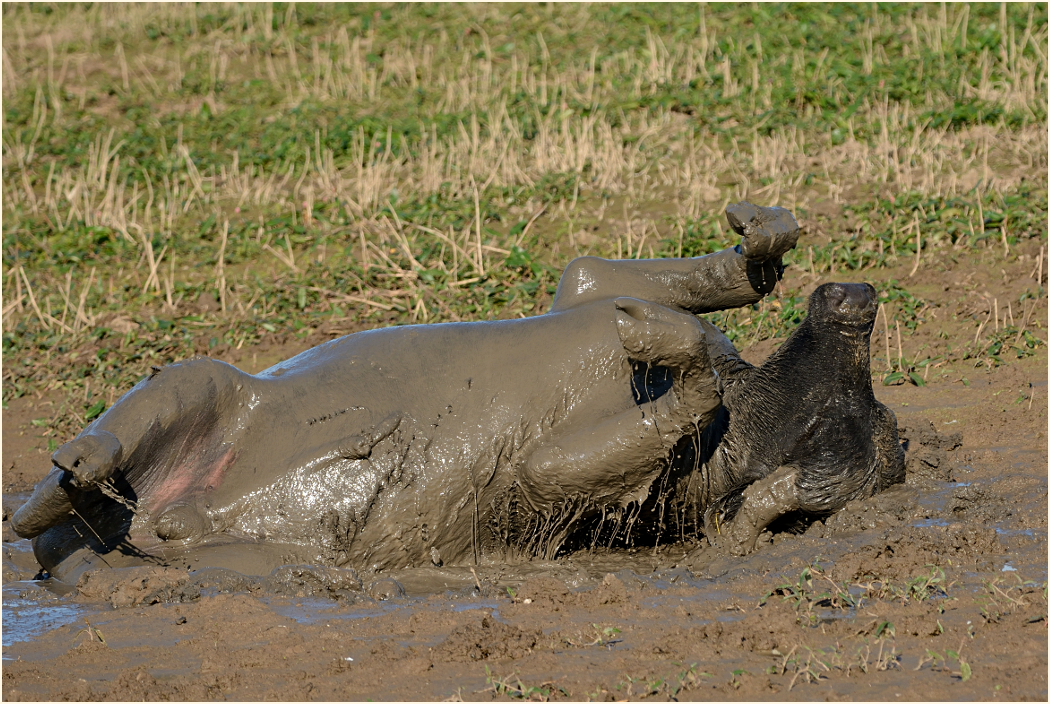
top-left (145, 446), bottom-right (237, 515)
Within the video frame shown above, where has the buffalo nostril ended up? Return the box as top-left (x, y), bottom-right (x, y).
top-left (824, 284), bottom-right (848, 308)
top-left (844, 285), bottom-right (876, 310)
top-left (827, 283), bottom-right (875, 311)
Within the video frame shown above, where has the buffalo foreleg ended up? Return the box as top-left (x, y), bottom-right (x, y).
top-left (518, 298), bottom-right (722, 531)
top-left (713, 465), bottom-right (801, 556)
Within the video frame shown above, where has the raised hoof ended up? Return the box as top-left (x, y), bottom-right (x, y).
top-left (726, 201), bottom-right (800, 262)
top-left (11, 431), bottom-right (125, 540)
top-left (10, 469), bottom-right (73, 539)
top-left (52, 430), bottom-right (123, 489)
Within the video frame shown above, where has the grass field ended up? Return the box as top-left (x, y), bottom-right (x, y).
top-left (2, 2), bottom-right (1047, 437)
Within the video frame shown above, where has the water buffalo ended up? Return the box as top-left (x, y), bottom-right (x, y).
top-left (11, 202), bottom-right (904, 583)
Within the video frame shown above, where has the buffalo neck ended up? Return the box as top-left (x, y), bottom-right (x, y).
top-left (759, 317), bottom-right (874, 394)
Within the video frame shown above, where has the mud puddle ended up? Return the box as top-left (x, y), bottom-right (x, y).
top-left (3, 479), bottom-right (1045, 701)
top-left (2, 582), bottom-right (91, 649)
top-left (262, 596), bottom-right (406, 625)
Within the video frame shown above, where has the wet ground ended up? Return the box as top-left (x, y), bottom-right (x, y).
top-left (2, 257), bottom-right (1047, 701)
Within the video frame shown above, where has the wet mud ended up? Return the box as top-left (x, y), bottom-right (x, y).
top-left (3, 259), bottom-right (1047, 701)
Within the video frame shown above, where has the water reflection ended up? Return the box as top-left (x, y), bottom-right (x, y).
top-left (2, 582), bottom-right (90, 649)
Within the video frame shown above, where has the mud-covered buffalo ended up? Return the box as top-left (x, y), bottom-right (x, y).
top-left (14, 202), bottom-right (904, 585)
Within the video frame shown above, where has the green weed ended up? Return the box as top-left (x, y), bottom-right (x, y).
top-left (73, 618), bottom-right (106, 645)
top-left (482, 666), bottom-right (566, 701)
top-left (976, 575), bottom-right (1045, 624)
top-left (855, 565), bottom-right (953, 604)
top-left (563, 624), bottom-right (622, 648)
top-left (905, 565), bottom-right (949, 601)
top-left (915, 646), bottom-right (971, 681)
top-left (759, 563), bottom-right (861, 625)
top-left (615, 663), bottom-right (713, 699)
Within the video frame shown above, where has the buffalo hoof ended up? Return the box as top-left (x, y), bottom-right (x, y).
top-left (726, 201), bottom-right (799, 262)
top-left (11, 431), bottom-right (125, 541)
top-left (704, 465), bottom-right (803, 557)
top-left (52, 430), bottom-right (124, 489)
top-left (701, 511), bottom-right (758, 557)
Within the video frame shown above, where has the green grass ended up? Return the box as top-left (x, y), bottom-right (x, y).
top-left (2, 2), bottom-right (1047, 432)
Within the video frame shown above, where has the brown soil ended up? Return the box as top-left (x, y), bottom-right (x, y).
top-left (2, 253), bottom-right (1047, 702)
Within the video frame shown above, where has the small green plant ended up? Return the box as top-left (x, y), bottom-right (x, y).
top-left (73, 618), bottom-right (106, 645)
top-left (905, 565), bottom-right (948, 601)
top-left (565, 624), bottom-right (622, 648)
top-left (728, 668), bottom-right (750, 689)
top-left (616, 664), bottom-right (711, 699)
top-left (482, 666), bottom-right (565, 701)
top-left (760, 563), bottom-right (860, 625)
top-left (872, 620), bottom-right (895, 638)
top-left (591, 624), bottom-right (621, 647)
top-left (617, 674), bottom-right (664, 698)
top-left (965, 326), bottom-right (1045, 369)
top-left (916, 647), bottom-right (971, 681)
top-left (976, 575), bottom-right (1042, 624)
top-left (851, 640), bottom-right (901, 675)
top-left (785, 652), bottom-right (828, 691)
top-left (856, 565), bottom-right (954, 604)
top-left (674, 663), bottom-right (713, 694)
top-left (760, 565), bottom-right (815, 608)
top-left (882, 355), bottom-right (932, 387)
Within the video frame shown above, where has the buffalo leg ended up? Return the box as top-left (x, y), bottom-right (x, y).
top-left (11, 357), bottom-right (248, 540)
top-left (549, 202), bottom-right (799, 314)
top-left (716, 465), bottom-right (801, 556)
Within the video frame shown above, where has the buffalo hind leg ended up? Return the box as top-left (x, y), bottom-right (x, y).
top-left (549, 202), bottom-right (799, 314)
top-left (11, 357), bottom-right (247, 541)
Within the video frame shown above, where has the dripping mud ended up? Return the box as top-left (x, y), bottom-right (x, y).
top-left (3, 264), bottom-right (1047, 702)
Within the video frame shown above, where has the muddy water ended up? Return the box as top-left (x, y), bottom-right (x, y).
top-left (3, 350), bottom-right (1047, 701)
